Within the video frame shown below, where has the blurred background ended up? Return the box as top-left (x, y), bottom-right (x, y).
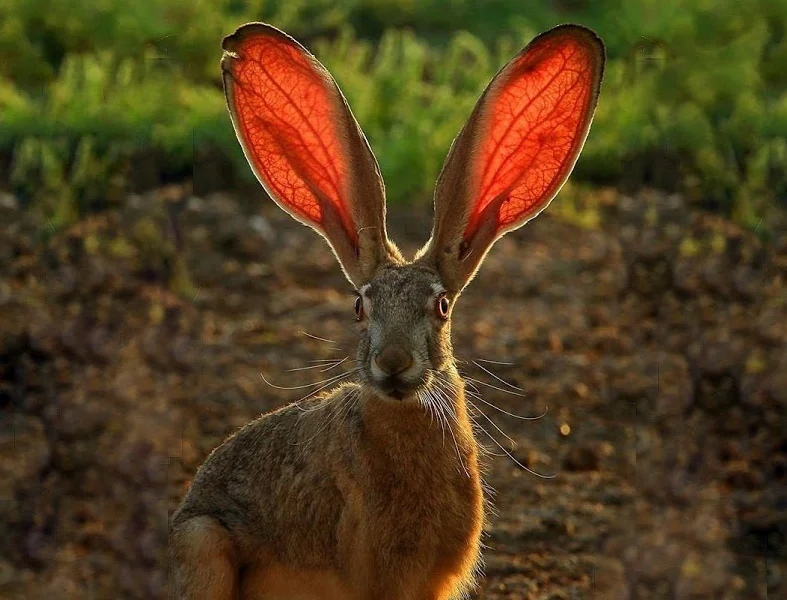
top-left (2, 0), bottom-right (787, 226)
top-left (1, 1), bottom-right (785, 599)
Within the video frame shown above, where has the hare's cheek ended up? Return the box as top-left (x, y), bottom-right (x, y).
top-left (355, 335), bottom-right (373, 368)
top-left (361, 296), bottom-right (373, 319)
top-left (427, 330), bottom-right (451, 367)
top-left (365, 320), bottom-right (384, 349)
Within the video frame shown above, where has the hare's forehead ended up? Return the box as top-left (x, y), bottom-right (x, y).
top-left (360, 266), bottom-right (443, 306)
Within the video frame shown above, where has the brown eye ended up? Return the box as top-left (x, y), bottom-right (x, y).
top-left (435, 293), bottom-right (450, 320)
top-left (354, 295), bottom-right (364, 321)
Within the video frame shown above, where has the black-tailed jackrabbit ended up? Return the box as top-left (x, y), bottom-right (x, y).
top-left (170, 22), bottom-right (604, 600)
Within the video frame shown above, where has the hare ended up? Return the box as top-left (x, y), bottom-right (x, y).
top-left (169, 22), bottom-right (604, 600)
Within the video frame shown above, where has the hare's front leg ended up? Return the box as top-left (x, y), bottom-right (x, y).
top-left (169, 516), bottom-right (239, 600)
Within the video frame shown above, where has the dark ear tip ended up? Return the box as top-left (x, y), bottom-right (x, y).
top-left (539, 23), bottom-right (606, 58)
top-left (221, 22), bottom-right (290, 53)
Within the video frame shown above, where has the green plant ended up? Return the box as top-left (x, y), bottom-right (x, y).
top-left (1, 0), bottom-right (785, 233)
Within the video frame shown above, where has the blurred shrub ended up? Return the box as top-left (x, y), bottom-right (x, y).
top-left (0, 0), bottom-right (785, 231)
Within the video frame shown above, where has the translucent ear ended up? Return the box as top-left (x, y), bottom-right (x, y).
top-left (420, 25), bottom-right (605, 292)
top-left (222, 23), bottom-right (397, 287)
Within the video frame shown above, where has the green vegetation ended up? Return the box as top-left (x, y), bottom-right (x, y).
top-left (2, 0), bottom-right (786, 231)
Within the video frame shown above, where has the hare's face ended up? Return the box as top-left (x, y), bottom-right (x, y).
top-left (355, 265), bottom-right (454, 401)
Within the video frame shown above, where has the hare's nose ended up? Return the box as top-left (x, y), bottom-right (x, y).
top-left (374, 346), bottom-right (413, 375)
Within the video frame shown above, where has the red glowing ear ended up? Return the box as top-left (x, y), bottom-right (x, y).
top-left (222, 23), bottom-right (394, 286)
top-left (423, 25), bottom-right (605, 291)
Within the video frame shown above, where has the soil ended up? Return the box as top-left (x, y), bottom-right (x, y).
top-left (1, 185), bottom-right (785, 599)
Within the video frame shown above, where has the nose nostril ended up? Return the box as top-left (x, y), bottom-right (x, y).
top-left (374, 346), bottom-right (413, 375)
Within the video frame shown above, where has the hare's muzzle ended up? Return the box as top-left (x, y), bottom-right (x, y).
top-left (374, 346), bottom-right (413, 376)
top-left (370, 345), bottom-right (424, 400)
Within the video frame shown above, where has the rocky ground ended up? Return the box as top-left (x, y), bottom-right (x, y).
top-left (0, 186), bottom-right (785, 599)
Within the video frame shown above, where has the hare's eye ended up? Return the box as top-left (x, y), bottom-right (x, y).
top-left (435, 293), bottom-right (450, 320)
top-left (354, 296), bottom-right (364, 321)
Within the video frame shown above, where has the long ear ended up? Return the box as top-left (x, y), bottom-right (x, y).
top-left (419, 24), bottom-right (605, 292)
top-left (221, 23), bottom-right (399, 287)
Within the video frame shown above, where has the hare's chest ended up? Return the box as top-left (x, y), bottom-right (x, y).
top-left (348, 475), bottom-right (483, 598)
top-left (342, 447), bottom-right (484, 595)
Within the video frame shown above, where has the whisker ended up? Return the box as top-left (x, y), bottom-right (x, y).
top-left (466, 414), bottom-right (507, 457)
top-left (430, 385), bottom-right (470, 478)
top-left (464, 375), bottom-right (528, 398)
top-left (299, 330), bottom-right (338, 344)
top-left (431, 369), bottom-right (555, 479)
top-left (260, 368), bottom-right (352, 391)
top-left (287, 356), bottom-right (348, 373)
top-left (426, 387), bottom-right (449, 448)
top-left (417, 389), bottom-right (437, 429)
top-left (436, 373), bottom-right (531, 441)
top-left (467, 400), bottom-right (516, 447)
top-left (463, 378), bottom-right (482, 396)
top-left (437, 371), bottom-right (516, 413)
top-left (319, 356), bottom-right (349, 372)
top-left (422, 381), bottom-right (452, 455)
top-left (291, 369), bottom-right (360, 409)
top-left (429, 368), bottom-right (554, 479)
top-left (473, 358), bottom-right (515, 366)
top-left (287, 364), bottom-right (330, 372)
top-left (466, 403), bottom-right (556, 480)
top-left (309, 358), bottom-right (351, 363)
top-left (472, 360), bottom-right (523, 391)
top-left (469, 393), bottom-right (548, 421)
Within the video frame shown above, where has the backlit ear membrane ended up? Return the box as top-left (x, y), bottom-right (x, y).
top-left (222, 23), bottom-right (395, 286)
top-left (423, 25), bottom-right (605, 292)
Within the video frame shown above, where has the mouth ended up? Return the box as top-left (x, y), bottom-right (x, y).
top-left (375, 376), bottom-right (421, 401)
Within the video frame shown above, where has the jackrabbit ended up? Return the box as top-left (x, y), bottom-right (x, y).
top-left (170, 22), bottom-right (604, 600)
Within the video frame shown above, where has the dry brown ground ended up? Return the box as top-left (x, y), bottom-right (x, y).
top-left (1, 187), bottom-right (785, 599)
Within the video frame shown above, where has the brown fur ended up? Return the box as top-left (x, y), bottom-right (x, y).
top-left (170, 266), bottom-right (485, 600)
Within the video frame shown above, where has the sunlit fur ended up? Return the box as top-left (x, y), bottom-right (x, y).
top-left (170, 262), bottom-right (485, 600)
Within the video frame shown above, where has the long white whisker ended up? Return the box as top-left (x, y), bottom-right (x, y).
top-left (431, 370), bottom-right (463, 397)
top-left (464, 378), bottom-right (482, 396)
top-left (260, 368), bottom-right (352, 391)
top-left (466, 402), bottom-right (556, 479)
top-left (293, 370), bottom-right (360, 408)
top-left (470, 393), bottom-right (548, 421)
top-left (287, 356), bottom-right (348, 373)
top-left (466, 413), bottom-right (507, 457)
top-left (309, 358), bottom-right (353, 363)
top-left (434, 372), bottom-right (527, 445)
top-left (319, 356), bottom-right (349, 372)
top-left (430, 382), bottom-right (470, 478)
top-left (473, 358), bottom-right (515, 366)
top-left (426, 387), bottom-right (448, 447)
top-left (464, 375), bottom-right (528, 398)
top-left (287, 364), bottom-right (334, 372)
top-left (472, 360), bottom-right (524, 391)
top-left (299, 331), bottom-right (338, 344)
top-left (468, 400), bottom-right (516, 447)
top-left (418, 389), bottom-right (437, 429)
top-left (431, 368), bottom-right (554, 479)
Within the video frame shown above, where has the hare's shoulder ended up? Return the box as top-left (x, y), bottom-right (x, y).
top-left (173, 383), bottom-right (360, 527)
top-left (204, 381), bottom-right (362, 466)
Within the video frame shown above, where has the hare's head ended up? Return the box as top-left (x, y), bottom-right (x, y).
top-left (221, 24), bottom-right (605, 402)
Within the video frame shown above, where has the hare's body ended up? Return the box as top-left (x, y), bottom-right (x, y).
top-left (171, 377), bottom-right (483, 599)
top-left (170, 20), bottom-right (603, 600)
